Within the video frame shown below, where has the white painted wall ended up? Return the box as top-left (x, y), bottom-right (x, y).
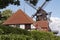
top-left (20, 25), bottom-right (25, 29)
top-left (20, 24), bottom-right (36, 29)
top-left (10, 24), bottom-right (36, 29)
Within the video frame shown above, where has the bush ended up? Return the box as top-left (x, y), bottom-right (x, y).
top-left (0, 29), bottom-right (4, 34)
top-left (0, 25), bottom-right (60, 40)
top-left (0, 25), bottom-right (31, 35)
top-left (0, 32), bottom-right (60, 40)
top-left (0, 34), bottom-right (33, 40)
top-left (54, 36), bottom-right (60, 40)
top-left (30, 30), bottom-right (55, 40)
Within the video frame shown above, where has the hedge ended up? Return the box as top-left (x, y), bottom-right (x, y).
top-left (0, 33), bottom-right (60, 40)
top-left (0, 25), bottom-right (60, 40)
top-left (30, 31), bottom-right (55, 40)
top-left (0, 25), bottom-right (31, 35)
top-left (0, 34), bottom-right (32, 40)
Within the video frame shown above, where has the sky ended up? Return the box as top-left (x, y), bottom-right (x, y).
top-left (0, 0), bottom-right (60, 35)
top-left (0, 0), bottom-right (60, 17)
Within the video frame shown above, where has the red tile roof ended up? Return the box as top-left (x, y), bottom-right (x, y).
top-left (3, 9), bottom-right (34, 25)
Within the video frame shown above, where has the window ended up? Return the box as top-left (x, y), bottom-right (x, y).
top-left (25, 24), bottom-right (31, 30)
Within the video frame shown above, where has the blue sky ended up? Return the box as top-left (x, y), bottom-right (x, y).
top-left (0, 0), bottom-right (60, 18)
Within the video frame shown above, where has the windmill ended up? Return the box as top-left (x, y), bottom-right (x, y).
top-left (24, 0), bottom-right (52, 31)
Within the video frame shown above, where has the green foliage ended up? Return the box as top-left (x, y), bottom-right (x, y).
top-left (0, 9), bottom-right (12, 24)
top-left (0, 34), bottom-right (59, 40)
top-left (1, 10), bottom-right (12, 19)
top-left (0, 0), bottom-right (20, 9)
top-left (0, 34), bottom-right (33, 40)
top-left (0, 34), bottom-right (60, 40)
top-left (53, 36), bottom-right (60, 40)
top-left (30, 30), bottom-right (54, 40)
top-left (0, 29), bottom-right (4, 34)
top-left (0, 25), bottom-right (60, 40)
top-left (0, 25), bottom-right (31, 35)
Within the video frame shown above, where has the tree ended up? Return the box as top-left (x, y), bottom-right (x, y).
top-left (0, 9), bottom-right (12, 24)
top-left (1, 10), bottom-right (12, 19)
top-left (0, 0), bottom-right (20, 9)
top-left (0, 0), bottom-right (39, 9)
top-left (0, 0), bottom-right (51, 9)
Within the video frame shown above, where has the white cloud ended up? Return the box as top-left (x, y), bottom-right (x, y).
top-left (49, 17), bottom-right (60, 35)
